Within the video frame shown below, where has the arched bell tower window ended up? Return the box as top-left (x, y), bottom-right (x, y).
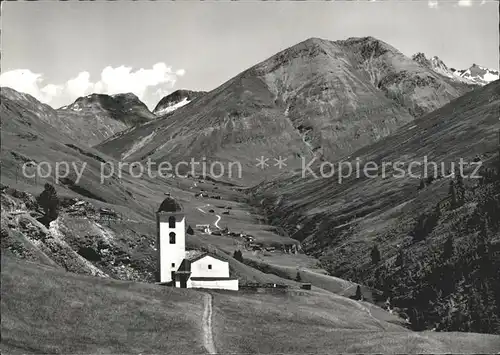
top-left (168, 216), bottom-right (176, 228)
top-left (169, 232), bottom-right (176, 244)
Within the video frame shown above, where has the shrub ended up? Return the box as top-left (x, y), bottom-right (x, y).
top-left (36, 183), bottom-right (59, 227)
top-left (355, 285), bottom-right (363, 300)
top-left (371, 244), bottom-right (381, 264)
top-left (295, 271), bottom-right (302, 282)
top-left (233, 250), bottom-right (243, 262)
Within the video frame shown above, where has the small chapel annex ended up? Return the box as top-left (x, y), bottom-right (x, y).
top-left (155, 195), bottom-right (239, 291)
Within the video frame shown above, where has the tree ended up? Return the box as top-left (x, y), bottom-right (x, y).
top-left (442, 235), bottom-right (454, 260)
top-left (371, 244), bottom-right (381, 264)
top-left (186, 225), bottom-right (194, 235)
top-left (37, 183), bottom-right (59, 227)
top-left (496, 129), bottom-right (500, 181)
top-left (233, 250), bottom-right (243, 262)
top-left (455, 172), bottom-right (465, 206)
top-left (295, 271), bottom-right (302, 282)
top-left (449, 180), bottom-right (458, 209)
top-left (476, 220), bottom-right (489, 257)
top-left (412, 205), bottom-right (440, 242)
top-left (418, 179), bottom-right (425, 190)
top-left (355, 285), bottom-right (363, 300)
top-left (395, 249), bottom-right (404, 267)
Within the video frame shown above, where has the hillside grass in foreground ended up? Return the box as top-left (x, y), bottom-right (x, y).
top-left (211, 289), bottom-right (500, 353)
top-left (1, 255), bottom-right (206, 354)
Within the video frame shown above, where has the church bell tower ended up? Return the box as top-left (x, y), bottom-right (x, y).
top-left (156, 194), bottom-right (185, 283)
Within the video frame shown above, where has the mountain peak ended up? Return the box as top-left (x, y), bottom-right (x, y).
top-left (412, 52), bottom-right (431, 67)
top-left (452, 63), bottom-right (499, 85)
top-left (100, 35), bottom-right (473, 170)
top-left (302, 37), bottom-right (330, 45)
top-left (112, 92), bottom-right (140, 100)
top-left (58, 92), bottom-right (154, 135)
top-left (153, 89), bottom-right (206, 116)
top-left (410, 52), bottom-right (497, 86)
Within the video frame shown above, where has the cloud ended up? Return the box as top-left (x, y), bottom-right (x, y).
top-left (458, 0), bottom-right (473, 6)
top-left (66, 71), bottom-right (93, 98)
top-left (0, 69), bottom-right (60, 103)
top-left (428, 0), bottom-right (439, 9)
top-left (0, 63), bottom-right (184, 110)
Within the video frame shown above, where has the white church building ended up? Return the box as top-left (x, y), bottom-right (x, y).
top-left (156, 195), bottom-right (239, 291)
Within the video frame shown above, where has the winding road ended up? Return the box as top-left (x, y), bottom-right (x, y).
top-left (196, 203), bottom-right (222, 230)
top-left (202, 293), bottom-right (217, 354)
top-left (213, 215), bottom-right (221, 230)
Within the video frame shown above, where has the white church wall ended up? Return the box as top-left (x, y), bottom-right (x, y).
top-left (188, 279), bottom-right (239, 291)
top-left (159, 214), bottom-right (185, 283)
top-left (190, 256), bottom-right (229, 278)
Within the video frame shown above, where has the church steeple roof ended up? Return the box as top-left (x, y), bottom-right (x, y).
top-left (157, 195), bottom-right (183, 213)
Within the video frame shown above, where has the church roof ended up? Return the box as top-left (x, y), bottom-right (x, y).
top-left (183, 251), bottom-right (228, 263)
top-left (185, 250), bottom-right (206, 261)
top-left (158, 196), bottom-right (183, 213)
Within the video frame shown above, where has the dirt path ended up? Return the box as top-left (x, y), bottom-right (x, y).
top-left (197, 203), bottom-right (211, 214)
top-left (202, 293), bottom-right (217, 354)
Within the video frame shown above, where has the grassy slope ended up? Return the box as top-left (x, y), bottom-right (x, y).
top-left (212, 289), bottom-right (500, 353)
top-left (3, 255), bottom-right (499, 354)
top-left (1, 255), bottom-right (206, 354)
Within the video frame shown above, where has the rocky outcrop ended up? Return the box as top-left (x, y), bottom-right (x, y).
top-left (1, 186), bottom-right (156, 281)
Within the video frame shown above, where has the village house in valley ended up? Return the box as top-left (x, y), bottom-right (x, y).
top-left (156, 195), bottom-right (239, 291)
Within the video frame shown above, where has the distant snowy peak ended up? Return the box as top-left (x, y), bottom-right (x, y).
top-left (450, 64), bottom-right (499, 85)
top-left (412, 52), bottom-right (498, 86)
top-left (153, 89), bottom-right (206, 116)
top-left (412, 52), bottom-right (469, 83)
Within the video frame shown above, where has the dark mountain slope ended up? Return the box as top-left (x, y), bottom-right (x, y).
top-left (97, 37), bottom-right (472, 184)
top-left (0, 87), bottom-right (144, 210)
top-left (252, 80), bottom-right (500, 333)
top-left (57, 92), bottom-right (155, 146)
top-left (1, 87), bottom-right (155, 147)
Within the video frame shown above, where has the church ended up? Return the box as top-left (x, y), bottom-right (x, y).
top-left (156, 195), bottom-right (239, 291)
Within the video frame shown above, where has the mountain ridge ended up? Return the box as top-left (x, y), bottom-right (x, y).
top-left (0, 87), bottom-right (155, 147)
top-left (412, 52), bottom-right (498, 86)
top-left (97, 36), bottom-right (473, 184)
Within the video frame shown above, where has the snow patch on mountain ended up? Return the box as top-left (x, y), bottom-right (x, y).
top-left (451, 64), bottom-right (499, 85)
top-left (155, 98), bottom-right (191, 116)
top-left (152, 89), bottom-right (206, 116)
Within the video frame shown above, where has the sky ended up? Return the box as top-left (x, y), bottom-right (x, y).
top-left (1, 0), bottom-right (498, 110)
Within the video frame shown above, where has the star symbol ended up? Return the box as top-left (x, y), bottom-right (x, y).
top-left (255, 156), bottom-right (269, 169)
top-left (274, 156), bottom-right (288, 169)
